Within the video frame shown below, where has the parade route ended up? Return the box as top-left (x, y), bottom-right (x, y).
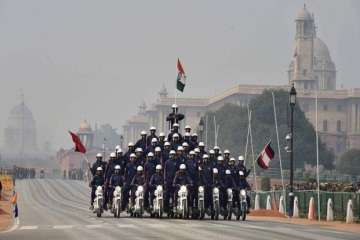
top-left (0, 179), bottom-right (358, 240)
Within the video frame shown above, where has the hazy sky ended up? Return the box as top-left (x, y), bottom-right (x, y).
top-left (0, 0), bottom-right (359, 149)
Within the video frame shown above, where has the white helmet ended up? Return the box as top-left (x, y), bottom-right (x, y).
top-left (110, 152), bottom-right (116, 158)
top-left (115, 165), bottom-right (121, 170)
top-left (209, 150), bottom-right (215, 154)
top-left (239, 171), bottom-right (244, 176)
top-left (164, 142), bottom-right (171, 146)
top-left (230, 157), bottom-right (235, 162)
top-left (130, 153), bottom-right (136, 158)
top-left (137, 166), bottom-right (143, 171)
top-left (192, 133), bottom-right (198, 137)
top-left (179, 164), bottom-right (186, 170)
top-left (238, 155), bottom-right (245, 161)
top-left (213, 168), bottom-right (218, 174)
top-left (96, 153), bottom-right (103, 158)
top-left (150, 126), bottom-right (156, 131)
top-left (117, 148), bottom-right (123, 153)
top-left (155, 147), bottom-right (161, 152)
top-left (214, 146), bottom-right (220, 150)
top-left (189, 151), bottom-right (195, 155)
top-left (173, 123), bottom-right (179, 128)
top-left (194, 148), bottom-right (200, 153)
top-left (135, 148), bottom-right (143, 153)
top-left (203, 154), bottom-right (209, 159)
top-left (151, 138), bottom-right (158, 143)
top-left (185, 125), bottom-right (191, 130)
top-left (173, 133), bottom-right (179, 139)
top-left (147, 152), bottom-right (154, 157)
top-left (217, 156), bottom-right (224, 161)
top-left (128, 142), bottom-right (134, 147)
top-left (156, 164), bottom-right (162, 170)
top-left (184, 132), bottom-right (191, 137)
top-left (115, 145), bottom-right (121, 150)
top-left (177, 146), bottom-right (184, 151)
top-left (96, 167), bottom-right (103, 171)
top-left (182, 142), bottom-right (189, 147)
top-left (172, 104), bottom-right (178, 109)
top-left (199, 142), bottom-right (205, 147)
top-left (140, 130), bottom-right (147, 135)
top-left (169, 150), bottom-right (176, 155)
top-left (159, 132), bottom-right (165, 137)
top-left (224, 149), bottom-right (230, 154)
top-left (225, 169), bottom-right (231, 175)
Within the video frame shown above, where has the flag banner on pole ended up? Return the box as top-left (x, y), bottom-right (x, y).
top-left (69, 131), bottom-right (86, 153)
top-left (176, 58), bottom-right (186, 92)
top-left (257, 142), bottom-right (275, 169)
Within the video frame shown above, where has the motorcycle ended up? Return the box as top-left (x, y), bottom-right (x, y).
top-left (176, 185), bottom-right (189, 219)
top-left (211, 187), bottom-right (220, 220)
top-left (93, 186), bottom-right (104, 218)
top-left (133, 185), bottom-right (144, 217)
top-left (197, 186), bottom-right (205, 219)
top-left (236, 189), bottom-right (248, 221)
top-left (152, 185), bottom-right (164, 218)
top-left (111, 186), bottom-right (122, 218)
top-left (223, 188), bottom-right (233, 220)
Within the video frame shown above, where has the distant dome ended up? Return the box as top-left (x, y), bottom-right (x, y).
top-left (7, 102), bottom-right (36, 130)
top-left (79, 120), bottom-right (92, 132)
top-left (314, 38), bottom-right (332, 63)
top-left (296, 5), bottom-right (312, 20)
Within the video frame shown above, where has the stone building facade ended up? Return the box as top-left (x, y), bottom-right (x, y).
top-left (122, 5), bottom-right (360, 157)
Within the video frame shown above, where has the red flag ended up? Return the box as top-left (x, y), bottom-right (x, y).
top-left (69, 131), bottom-right (86, 154)
top-left (177, 58), bottom-right (185, 75)
top-left (257, 142), bottom-right (275, 169)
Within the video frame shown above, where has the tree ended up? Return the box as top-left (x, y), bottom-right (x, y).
top-left (203, 89), bottom-right (334, 171)
top-left (337, 149), bottom-right (360, 177)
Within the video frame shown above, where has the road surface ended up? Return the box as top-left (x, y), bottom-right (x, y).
top-left (0, 179), bottom-right (358, 240)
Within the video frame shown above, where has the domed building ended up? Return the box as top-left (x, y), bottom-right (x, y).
top-left (3, 98), bottom-right (37, 156)
top-left (288, 4), bottom-right (336, 90)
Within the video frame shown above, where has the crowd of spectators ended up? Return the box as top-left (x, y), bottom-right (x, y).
top-left (65, 168), bottom-right (85, 180)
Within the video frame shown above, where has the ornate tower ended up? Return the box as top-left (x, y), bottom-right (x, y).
top-left (77, 120), bottom-right (94, 149)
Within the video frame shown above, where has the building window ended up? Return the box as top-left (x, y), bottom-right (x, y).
top-left (337, 105), bottom-right (342, 112)
top-left (337, 120), bottom-right (341, 132)
top-left (323, 104), bottom-right (328, 111)
top-left (323, 120), bottom-right (328, 132)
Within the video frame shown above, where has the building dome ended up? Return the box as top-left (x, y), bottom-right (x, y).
top-left (296, 5), bottom-right (312, 20)
top-left (79, 120), bottom-right (92, 132)
top-left (314, 38), bottom-right (332, 63)
top-left (6, 102), bottom-right (36, 130)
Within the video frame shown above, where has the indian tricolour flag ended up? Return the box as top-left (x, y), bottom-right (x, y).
top-left (176, 58), bottom-right (186, 92)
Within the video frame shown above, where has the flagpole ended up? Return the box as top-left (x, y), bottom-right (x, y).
top-left (244, 104), bottom-right (251, 165)
top-left (272, 92), bottom-right (286, 214)
top-left (315, 90), bottom-right (321, 221)
top-left (249, 110), bottom-right (258, 192)
top-left (205, 115), bottom-right (208, 147)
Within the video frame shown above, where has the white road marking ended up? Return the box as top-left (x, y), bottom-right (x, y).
top-left (117, 224), bottom-right (136, 228)
top-left (19, 226), bottom-right (39, 230)
top-left (86, 224), bottom-right (103, 229)
top-left (53, 225), bottom-right (73, 229)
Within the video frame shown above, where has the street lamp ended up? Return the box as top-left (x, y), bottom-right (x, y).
top-left (289, 84), bottom-right (297, 217)
top-left (120, 135), bottom-right (124, 149)
top-left (198, 117), bottom-right (205, 142)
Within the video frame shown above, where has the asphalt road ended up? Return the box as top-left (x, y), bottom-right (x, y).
top-left (0, 179), bottom-right (358, 240)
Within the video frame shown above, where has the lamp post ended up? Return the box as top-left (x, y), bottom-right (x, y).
top-left (120, 135), bottom-right (124, 149)
top-left (289, 84), bottom-right (297, 217)
top-left (198, 117), bottom-right (205, 142)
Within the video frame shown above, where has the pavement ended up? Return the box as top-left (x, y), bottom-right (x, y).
top-left (0, 179), bottom-right (359, 240)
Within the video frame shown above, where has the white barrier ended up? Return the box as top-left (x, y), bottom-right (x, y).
top-left (326, 198), bottom-right (334, 221)
top-left (266, 195), bottom-right (271, 210)
top-left (293, 196), bottom-right (299, 218)
top-left (254, 193), bottom-right (260, 210)
top-left (346, 199), bottom-right (354, 224)
top-left (308, 197), bottom-right (315, 220)
top-left (279, 195), bottom-right (285, 214)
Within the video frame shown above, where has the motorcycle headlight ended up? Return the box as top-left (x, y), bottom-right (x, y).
top-left (115, 186), bottom-right (121, 192)
top-left (156, 185), bottom-right (163, 192)
top-left (227, 188), bottom-right (233, 196)
top-left (138, 186), bottom-right (144, 192)
top-left (96, 186), bottom-right (102, 192)
top-left (240, 189), bottom-right (246, 196)
top-left (180, 185), bottom-right (187, 192)
top-left (213, 187), bottom-right (219, 194)
top-left (198, 186), bottom-right (204, 193)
